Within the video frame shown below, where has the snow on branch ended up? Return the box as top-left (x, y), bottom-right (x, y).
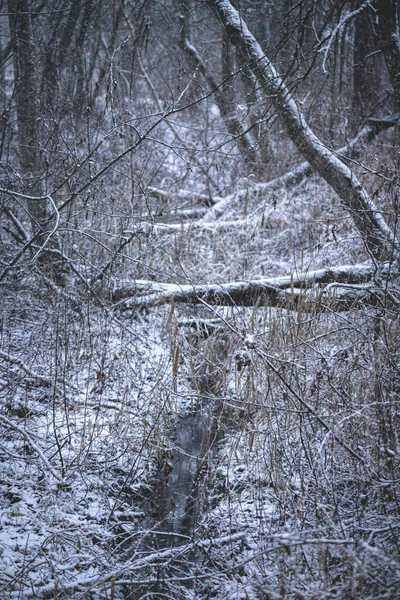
top-left (146, 185), bottom-right (223, 206)
top-left (0, 414), bottom-right (63, 482)
top-left (24, 528), bottom-right (373, 598)
top-left (322, 0), bottom-right (374, 73)
top-left (113, 264), bottom-right (380, 310)
top-left (263, 116), bottom-right (399, 191)
top-left (209, 0), bottom-right (400, 264)
top-left (23, 531), bottom-right (247, 598)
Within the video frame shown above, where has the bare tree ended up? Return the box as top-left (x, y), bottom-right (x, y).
top-left (376, 0), bottom-right (400, 109)
top-left (208, 0), bottom-right (399, 265)
top-left (7, 0), bottom-right (53, 242)
top-left (179, 3), bottom-right (258, 167)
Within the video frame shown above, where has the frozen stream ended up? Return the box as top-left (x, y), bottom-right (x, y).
top-left (146, 330), bottom-right (230, 547)
top-left (136, 396), bottom-right (225, 556)
top-left (162, 405), bottom-right (214, 538)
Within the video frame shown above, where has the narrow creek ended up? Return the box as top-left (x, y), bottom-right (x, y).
top-left (160, 402), bottom-right (215, 541)
top-left (123, 398), bottom-right (221, 598)
top-left (145, 327), bottom-right (230, 552)
top-left (138, 396), bottom-right (220, 555)
top-left (126, 327), bottom-right (232, 597)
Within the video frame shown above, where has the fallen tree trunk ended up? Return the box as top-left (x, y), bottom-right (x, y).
top-left (145, 185), bottom-right (223, 206)
top-left (142, 116), bottom-right (397, 223)
top-left (203, 115), bottom-right (399, 220)
top-left (208, 0), bottom-right (400, 263)
top-left (258, 116), bottom-right (399, 193)
top-left (113, 263), bottom-right (384, 311)
top-left (122, 218), bottom-right (249, 236)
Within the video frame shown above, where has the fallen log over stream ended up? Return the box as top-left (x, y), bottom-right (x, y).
top-left (113, 263), bottom-right (390, 311)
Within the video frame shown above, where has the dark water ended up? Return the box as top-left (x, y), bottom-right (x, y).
top-left (162, 407), bottom-right (213, 539)
top-left (122, 393), bottom-right (236, 596)
top-left (123, 336), bottom-right (231, 596)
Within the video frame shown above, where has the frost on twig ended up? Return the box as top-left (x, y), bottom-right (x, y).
top-left (0, 414), bottom-right (63, 482)
top-left (0, 349), bottom-right (53, 386)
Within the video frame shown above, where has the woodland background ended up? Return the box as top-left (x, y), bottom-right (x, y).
top-left (0, 1), bottom-right (400, 598)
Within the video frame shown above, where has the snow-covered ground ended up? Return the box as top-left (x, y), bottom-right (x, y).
top-left (1, 158), bottom-right (399, 599)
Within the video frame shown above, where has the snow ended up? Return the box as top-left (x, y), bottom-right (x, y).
top-left (0, 296), bottom-right (174, 597)
top-left (1, 0), bottom-right (399, 597)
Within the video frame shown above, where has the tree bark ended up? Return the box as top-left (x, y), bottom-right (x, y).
top-left (179, 14), bottom-right (258, 165)
top-left (113, 264), bottom-right (380, 311)
top-left (375, 0), bottom-right (400, 110)
top-left (7, 0), bottom-right (50, 238)
top-left (208, 0), bottom-right (400, 265)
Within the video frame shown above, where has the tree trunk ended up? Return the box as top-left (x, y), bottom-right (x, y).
top-left (41, 0), bottom-right (82, 111)
top-left (375, 0), bottom-right (400, 111)
top-left (351, 7), bottom-right (380, 129)
top-left (74, 0), bottom-right (94, 117)
top-left (179, 9), bottom-right (258, 166)
top-left (113, 264), bottom-right (381, 311)
top-left (208, 0), bottom-right (400, 265)
top-left (7, 0), bottom-right (49, 238)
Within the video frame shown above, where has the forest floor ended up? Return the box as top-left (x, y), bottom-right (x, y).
top-left (1, 158), bottom-right (400, 599)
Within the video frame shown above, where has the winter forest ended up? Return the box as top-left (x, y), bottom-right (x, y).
top-left (1, 0), bottom-right (400, 598)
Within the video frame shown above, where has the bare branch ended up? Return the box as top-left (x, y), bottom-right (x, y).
top-left (0, 414), bottom-right (63, 482)
top-left (322, 0), bottom-right (374, 73)
top-left (208, 0), bottom-right (400, 263)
